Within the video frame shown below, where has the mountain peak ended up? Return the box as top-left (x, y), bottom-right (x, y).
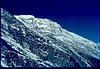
top-left (1, 8), bottom-right (100, 67)
top-left (14, 15), bottom-right (62, 34)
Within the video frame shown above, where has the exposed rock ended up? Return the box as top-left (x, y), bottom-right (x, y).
top-left (1, 8), bottom-right (100, 67)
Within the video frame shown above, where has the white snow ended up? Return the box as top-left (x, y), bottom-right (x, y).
top-left (14, 15), bottom-right (100, 59)
top-left (1, 61), bottom-right (8, 67)
top-left (1, 13), bottom-right (100, 67)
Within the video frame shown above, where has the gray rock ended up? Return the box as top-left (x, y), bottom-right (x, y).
top-left (1, 8), bottom-right (100, 67)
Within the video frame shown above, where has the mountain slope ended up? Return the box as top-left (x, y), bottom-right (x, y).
top-left (1, 8), bottom-right (100, 67)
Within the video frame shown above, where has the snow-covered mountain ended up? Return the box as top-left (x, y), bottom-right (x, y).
top-left (1, 8), bottom-right (100, 67)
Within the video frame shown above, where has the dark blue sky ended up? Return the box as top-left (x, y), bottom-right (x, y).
top-left (1, 0), bottom-right (100, 42)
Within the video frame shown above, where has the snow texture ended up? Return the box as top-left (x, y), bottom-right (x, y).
top-left (1, 8), bottom-right (100, 67)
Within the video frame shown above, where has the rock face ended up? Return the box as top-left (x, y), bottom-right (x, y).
top-left (1, 8), bottom-right (100, 67)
